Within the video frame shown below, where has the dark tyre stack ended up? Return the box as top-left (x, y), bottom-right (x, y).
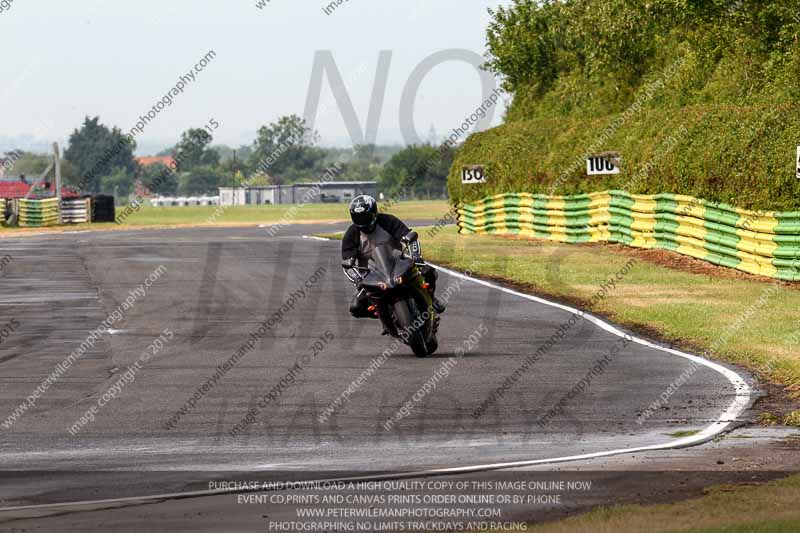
top-left (92, 195), bottom-right (116, 223)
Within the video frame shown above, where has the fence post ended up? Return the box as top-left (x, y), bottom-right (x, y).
top-left (53, 142), bottom-right (62, 224)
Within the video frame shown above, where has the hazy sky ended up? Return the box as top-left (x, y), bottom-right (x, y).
top-left (0, 0), bottom-right (511, 154)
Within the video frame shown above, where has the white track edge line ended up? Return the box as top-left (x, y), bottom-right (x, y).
top-left (0, 238), bottom-right (753, 514)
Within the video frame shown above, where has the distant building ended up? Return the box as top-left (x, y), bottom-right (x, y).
top-left (136, 156), bottom-right (177, 168)
top-left (218, 181), bottom-right (377, 206)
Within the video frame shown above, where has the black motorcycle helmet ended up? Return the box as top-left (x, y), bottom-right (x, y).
top-left (349, 195), bottom-right (378, 233)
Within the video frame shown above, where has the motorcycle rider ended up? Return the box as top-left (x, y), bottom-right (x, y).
top-left (342, 194), bottom-right (446, 320)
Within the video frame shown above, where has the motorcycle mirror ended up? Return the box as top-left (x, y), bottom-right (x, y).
top-left (404, 231), bottom-right (419, 243)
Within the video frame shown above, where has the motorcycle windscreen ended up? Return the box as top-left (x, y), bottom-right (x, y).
top-left (392, 257), bottom-right (415, 280)
top-left (362, 245), bottom-right (400, 290)
top-left (372, 245), bottom-right (415, 281)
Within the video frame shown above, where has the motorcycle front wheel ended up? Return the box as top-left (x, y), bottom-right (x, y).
top-left (393, 299), bottom-right (430, 357)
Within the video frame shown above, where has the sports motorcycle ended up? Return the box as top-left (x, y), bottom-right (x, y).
top-left (343, 232), bottom-right (439, 357)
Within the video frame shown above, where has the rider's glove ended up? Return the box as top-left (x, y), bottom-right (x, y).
top-left (342, 257), bottom-right (360, 284)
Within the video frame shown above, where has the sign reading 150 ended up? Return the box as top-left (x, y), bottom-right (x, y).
top-left (461, 166), bottom-right (487, 184)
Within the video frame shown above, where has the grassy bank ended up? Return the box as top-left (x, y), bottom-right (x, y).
top-left (421, 228), bottom-right (800, 403)
top-left (0, 200), bottom-right (451, 234)
top-left (480, 474), bottom-right (800, 533)
top-left (447, 104), bottom-right (800, 210)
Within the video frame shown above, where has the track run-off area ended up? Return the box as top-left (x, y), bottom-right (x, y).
top-left (0, 223), bottom-right (755, 515)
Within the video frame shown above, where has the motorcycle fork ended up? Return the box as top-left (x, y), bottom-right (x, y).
top-left (410, 274), bottom-right (440, 335)
top-left (367, 292), bottom-right (400, 337)
top-left (409, 274), bottom-right (435, 318)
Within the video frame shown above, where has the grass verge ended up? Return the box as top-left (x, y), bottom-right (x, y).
top-left (0, 200), bottom-right (451, 235)
top-left (111, 200), bottom-right (449, 226)
top-left (479, 474), bottom-right (800, 533)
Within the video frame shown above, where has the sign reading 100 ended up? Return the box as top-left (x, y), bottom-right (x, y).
top-left (796, 146), bottom-right (800, 179)
top-left (587, 155), bottom-right (620, 176)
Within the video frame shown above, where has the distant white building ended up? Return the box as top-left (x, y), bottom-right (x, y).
top-left (150, 196), bottom-right (220, 207)
top-left (217, 181), bottom-right (377, 207)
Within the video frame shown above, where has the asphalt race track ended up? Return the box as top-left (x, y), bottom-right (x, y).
top-left (0, 223), bottom-right (755, 518)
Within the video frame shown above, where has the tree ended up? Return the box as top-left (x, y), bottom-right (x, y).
top-left (100, 167), bottom-right (136, 198)
top-left (6, 151), bottom-right (78, 187)
top-left (8, 152), bottom-right (50, 177)
top-left (212, 144), bottom-right (253, 164)
top-left (178, 166), bottom-right (223, 196)
top-left (174, 128), bottom-right (220, 170)
top-left (64, 116), bottom-right (138, 193)
top-left (247, 115), bottom-right (326, 183)
top-left (353, 144), bottom-right (379, 164)
top-left (423, 145), bottom-right (455, 198)
top-left (379, 144), bottom-right (455, 200)
top-left (337, 144), bottom-right (382, 181)
top-left (141, 163), bottom-right (178, 196)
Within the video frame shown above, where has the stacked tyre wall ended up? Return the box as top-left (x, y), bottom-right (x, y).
top-left (457, 190), bottom-right (800, 281)
top-left (0, 195), bottom-right (110, 227)
top-left (91, 195), bottom-right (115, 223)
top-left (18, 198), bottom-right (59, 228)
top-left (61, 198), bottom-right (91, 224)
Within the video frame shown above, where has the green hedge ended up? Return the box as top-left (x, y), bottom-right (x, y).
top-left (448, 102), bottom-right (800, 211)
top-left (457, 1), bottom-right (800, 211)
top-left (485, 1), bottom-right (800, 120)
